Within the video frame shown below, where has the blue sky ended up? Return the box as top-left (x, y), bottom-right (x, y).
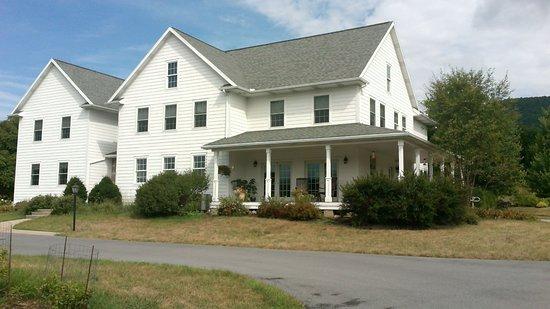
top-left (1, 0), bottom-right (549, 119)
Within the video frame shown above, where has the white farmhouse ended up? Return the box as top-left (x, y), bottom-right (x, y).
top-left (12, 21), bottom-right (436, 209)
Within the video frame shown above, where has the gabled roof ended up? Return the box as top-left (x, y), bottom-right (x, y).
top-left (11, 59), bottom-right (123, 114)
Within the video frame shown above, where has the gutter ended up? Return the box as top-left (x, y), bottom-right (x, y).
top-left (80, 103), bottom-right (119, 113)
top-left (220, 77), bottom-right (367, 94)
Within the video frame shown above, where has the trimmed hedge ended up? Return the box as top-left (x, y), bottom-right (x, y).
top-left (88, 177), bottom-right (122, 205)
top-left (257, 197), bottom-right (287, 218)
top-left (257, 189), bottom-right (320, 221)
top-left (63, 177), bottom-right (88, 201)
top-left (217, 196), bottom-right (249, 216)
top-left (134, 171), bottom-right (209, 217)
top-left (341, 174), bottom-right (469, 228)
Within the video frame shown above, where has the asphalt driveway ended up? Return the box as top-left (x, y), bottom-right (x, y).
top-left (11, 234), bottom-right (550, 308)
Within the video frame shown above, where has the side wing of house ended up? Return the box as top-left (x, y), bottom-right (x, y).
top-left (13, 64), bottom-right (90, 202)
top-left (359, 27), bottom-right (427, 140)
top-left (114, 32), bottom-right (231, 201)
top-left (86, 109), bottom-right (118, 188)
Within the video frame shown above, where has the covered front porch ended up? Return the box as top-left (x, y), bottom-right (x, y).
top-left (204, 123), bottom-right (437, 210)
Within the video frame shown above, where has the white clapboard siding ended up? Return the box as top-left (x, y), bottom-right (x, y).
top-left (13, 66), bottom-right (90, 202)
top-left (228, 92), bottom-right (247, 137)
top-left (115, 34), bottom-right (229, 201)
top-left (86, 109), bottom-right (118, 188)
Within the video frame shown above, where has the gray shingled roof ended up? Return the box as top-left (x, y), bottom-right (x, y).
top-left (173, 22), bottom-right (391, 90)
top-left (54, 59), bottom-right (124, 107)
top-left (204, 123), bottom-right (408, 149)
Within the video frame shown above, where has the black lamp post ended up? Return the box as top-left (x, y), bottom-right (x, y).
top-left (71, 184), bottom-right (78, 231)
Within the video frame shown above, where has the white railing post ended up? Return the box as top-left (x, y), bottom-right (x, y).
top-left (325, 145), bottom-right (332, 203)
top-left (398, 140), bottom-right (405, 180)
top-left (212, 151), bottom-right (219, 202)
top-left (265, 148), bottom-right (272, 199)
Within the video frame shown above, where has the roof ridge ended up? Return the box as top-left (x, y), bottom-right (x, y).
top-left (53, 58), bottom-right (124, 81)
top-left (226, 21), bottom-right (393, 52)
top-left (170, 27), bottom-right (227, 53)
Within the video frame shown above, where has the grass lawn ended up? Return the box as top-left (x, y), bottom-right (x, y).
top-left (5, 255), bottom-right (302, 308)
top-left (0, 211), bottom-right (24, 222)
top-left (15, 211), bottom-right (550, 261)
top-left (514, 207), bottom-right (550, 219)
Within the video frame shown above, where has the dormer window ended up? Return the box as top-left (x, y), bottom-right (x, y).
top-left (314, 95), bottom-right (329, 123)
top-left (386, 64), bottom-right (391, 92)
top-left (167, 61), bottom-right (177, 88)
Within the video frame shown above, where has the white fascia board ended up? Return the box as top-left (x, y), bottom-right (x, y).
top-left (51, 60), bottom-right (94, 104)
top-left (359, 22), bottom-right (394, 78)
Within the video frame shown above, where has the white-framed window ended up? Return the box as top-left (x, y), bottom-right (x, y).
top-left (164, 156), bottom-right (176, 171)
top-left (167, 61), bottom-right (177, 88)
top-left (369, 99), bottom-right (376, 126)
top-left (394, 111), bottom-right (399, 130)
top-left (402, 116), bottom-right (407, 131)
top-left (165, 104), bottom-right (177, 130)
top-left (270, 100), bottom-right (284, 127)
top-left (314, 95), bottom-right (329, 123)
top-left (58, 162), bottom-right (68, 185)
top-left (136, 158), bottom-right (147, 183)
top-left (34, 119), bottom-right (43, 141)
top-left (61, 116), bottom-right (71, 139)
top-left (193, 155), bottom-right (206, 175)
top-left (380, 103), bottom-right (386, 128)
top-left (279, 163), bottom-right (291, 197)
top-left (194, 101), bottom-right (207, 127)
top-left (386, 63), bottom-right (391, 92)
top-left (137, 107), bottom-right (149, 133)
top-left (31, 163), bottom-right (40, 186)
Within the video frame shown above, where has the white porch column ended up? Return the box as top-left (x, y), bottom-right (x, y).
top-left (450, 161), bottom-right (455, 178)
top-left (212, 151), bottom-right (219, 202)
top-left (428, 154), bottom-right (434, 181)
top-left (265, 148), bottom-right (272, 199)
top-left (414, 148), bottom-right (421, 176)
top-left (440, 159), bottom-right (445, 175)
top-left (325, 145), bottom-right (332, 203)
top-left (398, 140), bottom-right (405, 179)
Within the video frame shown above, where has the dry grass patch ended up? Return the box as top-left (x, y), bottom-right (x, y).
top-left (16, 213), bottom-right (550, 261)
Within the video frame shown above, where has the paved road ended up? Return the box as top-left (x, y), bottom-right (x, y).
top-left (11, 234), bottom-right (550, 308)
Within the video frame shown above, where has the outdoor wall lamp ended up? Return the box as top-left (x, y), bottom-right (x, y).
top-left (343, 156), bottom-right (349, 164)
top-left (253, 160), bottom-right (258, 167)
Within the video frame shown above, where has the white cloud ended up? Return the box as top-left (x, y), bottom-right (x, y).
top-left (237, 0), bottom-right (550, 99)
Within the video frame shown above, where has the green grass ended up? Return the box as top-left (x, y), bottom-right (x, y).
top-left (3, 255), bottom-right (303, 308)
top-left (0, 211), bottom-right (24, 222)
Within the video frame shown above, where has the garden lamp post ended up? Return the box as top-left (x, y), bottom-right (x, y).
top-left (71, 184), bottom-right (78, 231)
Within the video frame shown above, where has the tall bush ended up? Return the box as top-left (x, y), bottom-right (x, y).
top-left (20, 195), bottom-right (57, 215)
top-left (217, 196), bottom-right (249, 216)
top-left (63, 177), bottom-right (88, 201)
top-left (134, 171), bottom-right (208, 217)
top-left (88, 177), bottom-right (122, 205)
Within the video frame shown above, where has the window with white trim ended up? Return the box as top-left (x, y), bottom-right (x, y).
top-left (31, 164), bottom-right (40, 186)
top-left (164, 156), bottom-right (175, 171)
top-left (136, 158), bottom-right (147, 183)
top-left (394, 112), bottom-right (399, 130)
top-left (193, 155), bottom-right (206, 175)
top-left (194, 101), bottom-right (207, 127)
top-left (380, 104), bottom-right (386, 128)
top-left (34, 120), bottom-right (43, 141)
top-left (58, 162), bottom-right (68, 185)
top-left (61, 116), bottom-right (71, 139)
top-left (137, 107), bottom-right (149, 133)
top-left (402, 116), bottom-right (407, 131)
top-left (386, 63), bottom-right (391, 92)
top-left (314, 95), bottom-right (329, 123)
top-left (270, 100), bottom-right (284, 127)
top-left (369, 99), bottom-right (376, 126)
top-left (165, 104), bottom-right (177, 130)
top-left (167, 61), bottom-right (177, 88)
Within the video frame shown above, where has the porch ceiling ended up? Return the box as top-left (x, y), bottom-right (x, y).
top-left (203, 123), bottom-right (436, 151)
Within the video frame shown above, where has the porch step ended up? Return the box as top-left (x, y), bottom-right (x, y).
top-left (26, 209), bottom-right (52, 219)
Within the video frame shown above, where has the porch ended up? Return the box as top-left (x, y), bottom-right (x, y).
top-left (204, 123), bottom-right (437, 210)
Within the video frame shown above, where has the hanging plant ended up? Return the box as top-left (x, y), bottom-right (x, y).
top-left (218, 165), bottom-right (231, 176)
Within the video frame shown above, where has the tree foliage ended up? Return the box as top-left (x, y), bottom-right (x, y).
top-left (527, 108), bottom-right (550, 197)
top-left (424, 68), bottom-right (524, 194)
top-left (0, 117), bottom-right (18, 200)
top-left (63, 177), bottom-right (88, 201)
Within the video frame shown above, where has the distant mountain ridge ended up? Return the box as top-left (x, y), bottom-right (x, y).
top-left (511, 96), bottom-right (550, 127)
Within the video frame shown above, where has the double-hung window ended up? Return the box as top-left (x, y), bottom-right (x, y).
top-left (61, 116), bottom-right (71, 139)
top-left (136, 158), bottom-right (147, 183)
top-left (193, 155), bottom-right (206, 175)
top-left (165, 104), bottom-right (177, 130)
top-left (194, 101), bottom-right (207, 127)
top-left (164, 156), bottom-right (175, 171)
top-left (386, 64), bottom-right (391, 92)
top-left (137, 107), bottom-right (149, 133)
top-left (402, 116), bottom-right (407, 131)
top-left (31, 164), bottom-right (40, 186)
top-left (58, 162), bottom-right (68, 185)
top-left (369, 99), bottom-right (376, 126)
top-left (380, 104), bottom-right (386, 128)
top-left (270, 100), bottom-right (284, 127)
top-left (279, 164), bottom-right (291, 198)
top-left (167, 61), bottom-right (177, 88)
top-left (394, 112), bottom-right (399, 130)
top-left (34, 120), bottom-right (43, 141)
top-left (314, 95), bottom-right (329, 123)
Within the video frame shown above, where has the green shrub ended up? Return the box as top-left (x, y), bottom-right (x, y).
top-left (89, 200), bottom-right (129, 214)
top-left (39, 276), bottom-right (90, 308)
top-left (512, 187), bottom-right (540, 207)
top-left (536, 199), bottom-right (549, 208)
top-left (0, 248), bottom-right (7, 280)
top-left (474, 208), bottom-right (536, 220)
top-left (63, 177), bottom-right (88, 201)
top-left (51, 195), bottom-right (85, 215)
top-left (463, 208), bottom-right (479, 225)
top-left (217, 196), bottom-right (248, 216)
top-left (134, 171), bottom-right (209, 217)
top-left (88, 177), bottom-right (122, 205)
top-left (283, 202), bottom-right (320, 221)
top-left (473, 188), bottom-right (498, 209)
top-left (342, 174), bottom-right (469, 228)
top-left (257, 197), bottom-right (287, 218)
top-left (19, 195), bottom-right (57, 215)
